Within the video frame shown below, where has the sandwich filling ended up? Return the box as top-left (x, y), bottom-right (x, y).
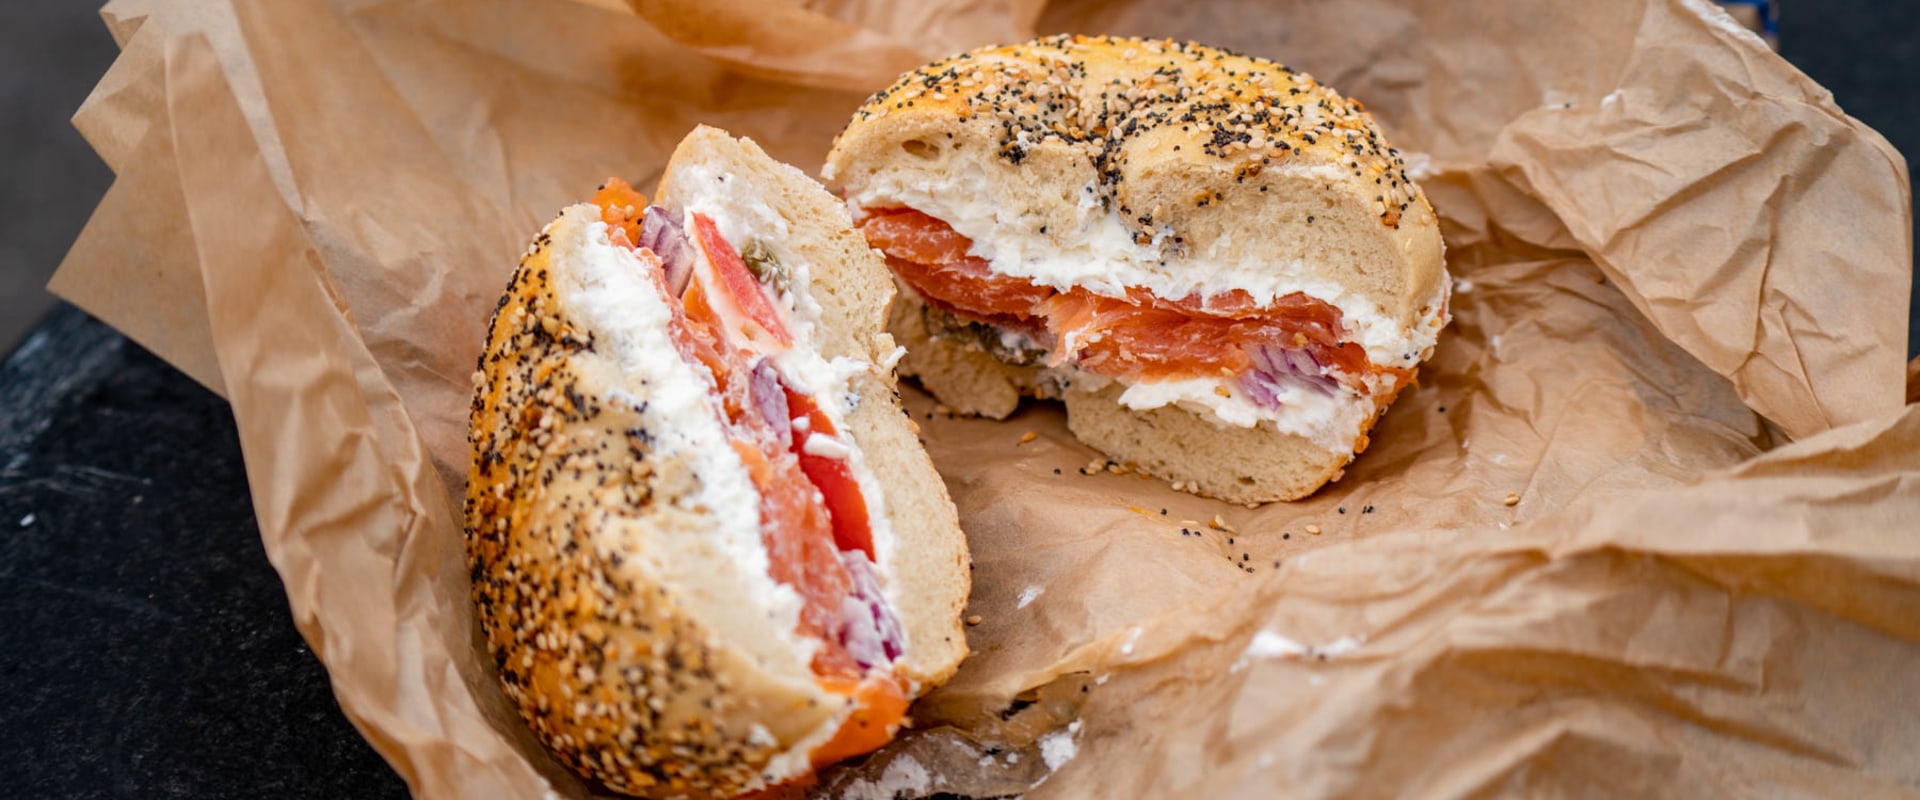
top-left (851, 204), bottom-right (1447, 452)
top-left (593, 179), bottom-right (910, 769)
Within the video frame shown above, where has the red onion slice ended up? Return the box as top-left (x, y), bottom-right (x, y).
top-left (1239, 344), bottom-right (1339, 409)
top-left (748, 358), bottom-right (791, 446)
top-left (638, 205), bottom-right (692, 296)
top-left (1239, 369), bottom-right (1281, 407)
top-left (839, 549), bottom-right (906, 667)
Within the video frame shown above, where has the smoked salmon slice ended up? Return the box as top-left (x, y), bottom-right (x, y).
top-left (858, 208), bottom-right (1382, 387)
top-left (860, 209), bottom-right (1053, 321)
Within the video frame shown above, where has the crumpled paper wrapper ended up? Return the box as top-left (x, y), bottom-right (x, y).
top-left (52, 0), bottom-right (1920, 796)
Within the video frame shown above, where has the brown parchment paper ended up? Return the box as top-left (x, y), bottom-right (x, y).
top-left (51, 0), bottom-right (1920, 796)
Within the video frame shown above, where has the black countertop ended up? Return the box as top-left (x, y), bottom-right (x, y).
top-left (0, 308), bottom-right (406, 798)
top-left (1, 3), bottom-right (1916, 799)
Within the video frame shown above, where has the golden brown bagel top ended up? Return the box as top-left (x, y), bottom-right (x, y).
top-left (826, 34), bottom-right (1448, 353)
top-left (837, 34), bottom-right (1423, 227)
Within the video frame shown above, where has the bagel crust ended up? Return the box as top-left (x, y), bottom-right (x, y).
top-left (466, 209), bottom-right (832, 798)
top-left (826, 35), bottom-right (1450, 503)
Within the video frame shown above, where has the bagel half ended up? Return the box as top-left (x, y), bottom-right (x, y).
top-left (825, 34), bottom-right (1450, 503)
top-left (465, 126), bottom-right (970, 798)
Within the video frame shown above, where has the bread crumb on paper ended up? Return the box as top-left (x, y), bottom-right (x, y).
top-left (1233, 631), bottom-right (1367, 671)
top-left (837, 755), bottom-right (933, 800)
top-left (1039, 721), bottom-right (1083, 772)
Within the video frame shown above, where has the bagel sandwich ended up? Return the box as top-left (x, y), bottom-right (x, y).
top-left (825, 35), bottom-right (1450, 504)
top-left (465, 126), bottom-right (970, 798)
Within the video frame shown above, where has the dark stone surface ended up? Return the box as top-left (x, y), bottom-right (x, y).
top-left (0, 1), bottom-right (118, 353)
top-left (0, 307), bottom-right (407, 799)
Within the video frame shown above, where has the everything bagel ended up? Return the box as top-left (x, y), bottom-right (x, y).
top-left (826, 34), bottom-right (1450, 503)
top-left (466, 127), bottom-right (970, 798)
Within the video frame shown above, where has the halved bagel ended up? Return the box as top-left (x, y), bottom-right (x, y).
top-left (466, 126), bottom-right (969, 798)
top-left (826, 35), bottom-right (1450, 503)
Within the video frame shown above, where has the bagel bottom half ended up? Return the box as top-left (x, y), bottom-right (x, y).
top-left (887, 291), bottom-right (1402, 505)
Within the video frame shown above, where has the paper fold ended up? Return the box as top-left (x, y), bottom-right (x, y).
top-left (50, 0), bottom-right (1919, 796)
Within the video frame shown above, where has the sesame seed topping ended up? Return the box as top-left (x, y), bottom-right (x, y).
top-left (836, 34), bottom-right (1425, 233)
